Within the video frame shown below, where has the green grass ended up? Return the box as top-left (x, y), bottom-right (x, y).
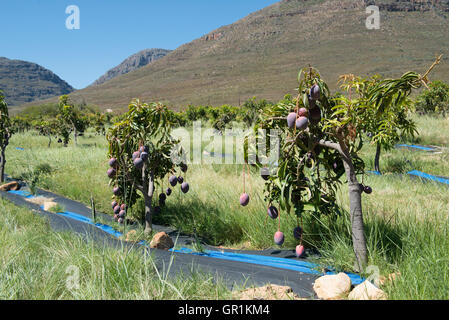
top-left (0, 198), bottom-right (232, 299)
top-left (4, 114), bottom-right (449, 299)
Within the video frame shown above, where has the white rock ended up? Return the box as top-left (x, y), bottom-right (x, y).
top-left (313, 273), bottom-right (352, 300)
top-left (43, 201), bottom-right (59, 211)
top-left (349, 280), bottom-right (387, 300)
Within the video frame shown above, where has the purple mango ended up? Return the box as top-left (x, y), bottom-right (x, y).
top-left (267, 206), bottom-right (279, 219)
top-left (287, 112), bottom-right (297, 129)
top-left (169, 175), bottom-right (178, 187)
top-left (310, 84), bottom-right (321, 100)
top-left (274, 231), bottom-right (285, 246)
top-left (239, 193), bottom-right (250, 207)
top-left (295, 116), bottom-right (309, 131)
top-left (181, 182), bottom-right (190, 194)
top-left (134, 158), bottom-right (144, 170)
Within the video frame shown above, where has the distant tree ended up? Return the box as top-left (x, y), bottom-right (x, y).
top-left (89, 112), bottom-right (107, 135)
top-left (55, 114), bottom-right (72, 147)
top-left (415, 80), bottom-right (449, 116)
top-left (33, 118), bottom-right (59, 148)
top-left (240, 97), bottom-right (272, 127)
top-left (11, 116), bottom-right (32, 133)
top-left (339, 75), bottom-right (417, 174)
top-left (58, 95), bottom-right (88, 145)
top-left (0, 91), bottom-right (12, 182)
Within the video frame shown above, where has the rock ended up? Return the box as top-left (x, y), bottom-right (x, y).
top-left (43, 201), bottom-right (59, 211)
top-left (235, 284), bottom-right (304, 300)
top-left (125, 230), bottom-right (138, 242)
top-left (313, 273), bottom-right (352, 300)
top-left (0, 181), bottom-right (21, 192)
top-left (149, 232), bottom-right (174, 250)
top-left (348, 280), bottom-right (387, 300)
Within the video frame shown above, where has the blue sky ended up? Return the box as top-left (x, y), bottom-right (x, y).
top-left (0, 0), bottom-right (279, 89)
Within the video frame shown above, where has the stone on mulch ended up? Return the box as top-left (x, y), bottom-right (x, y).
top-left (0, 181), bottom-right (21, 192)
top-left (150, 232), bottom-right (174, 250)
top-left (348, 280), bottom-right (387, 300)
top-left (313, 273), bottom-right (352, 300)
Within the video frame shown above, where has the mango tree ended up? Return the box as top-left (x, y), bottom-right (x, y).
top-left (58, 95), bottom-right (89, 145)
top-left (359, 54), bottom-right (441, 174)
top-left (247, 66), bottom-right (433, 270)
top-left (89, 112), bottom-right (107, 136)
top-left (11, 116), bottom-right (32, 133)
top-left (415, 80), bottom-right (449, 116)
top-left (0, 91), bottom-right (12, 183)
top-left (106, 99), bottom-right (186, 235)
top-left (33, 118), bottom-right (59, 148)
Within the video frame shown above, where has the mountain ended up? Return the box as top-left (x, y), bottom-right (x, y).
top-left (91, 48), bottom-right (172, 86)
top-left (0, 57), bottom-right (74, 107)
top-left (21, 0), bottom-right (449, 111)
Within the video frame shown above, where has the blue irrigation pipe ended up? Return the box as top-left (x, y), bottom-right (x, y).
top-left (407, 170), bottom-right (449, 186)
top-left (396, 144), bottom-right (436, 152)
top-left (8, 189), bottom-right (366, 286)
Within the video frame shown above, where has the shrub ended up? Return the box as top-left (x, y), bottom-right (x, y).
top-left (415, 80), bottom-right (449, 116)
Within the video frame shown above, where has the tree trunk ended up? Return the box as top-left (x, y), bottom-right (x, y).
top-left (74, 127), bottom-right (78, 145)
top-left (374, 143), bottom-right (381, 174)
top-left (0, 148), bottom-right (6, 183)
top-left (144, 171), bottom-right (155, 235)
top-left (318, 138), bottom-right (368, 271)
top-left (340, 147), bottom-right (368, 271)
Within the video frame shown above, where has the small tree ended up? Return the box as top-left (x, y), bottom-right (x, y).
top-left (0, 91), bottom-right (12, 183)
top-left (58, 95), bottom-right (88, 145)
top-left (338, 75), bottom-right (417, 174)
top-left (415, 80), bottom-right (449, 116)
top-left (89, 112), bottom-right (107, 136)
top-left (247, 65), bottom-right (435, 270)
top-left (11, 116), bottom-right (32, 133)
top-left (106, 99), bottom-right (186, 235)
top-left (33, 119), bottom-right (59, 148)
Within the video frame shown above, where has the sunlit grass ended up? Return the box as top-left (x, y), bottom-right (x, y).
top-left (0, 198), bottom-right (232, 300)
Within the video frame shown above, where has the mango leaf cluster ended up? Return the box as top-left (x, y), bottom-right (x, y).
top-left (248, 67), bottom-right (359, 218)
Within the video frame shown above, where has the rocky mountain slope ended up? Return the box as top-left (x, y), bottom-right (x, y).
top-left (91, 48), bottom-right (171, 86)
top-left (0, 57), bottom-right (74, 106)
top-left (21, 0), bottom-right (449, 111)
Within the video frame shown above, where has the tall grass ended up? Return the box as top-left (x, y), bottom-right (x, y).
top-left (0, 198), bottom-right (232, 299)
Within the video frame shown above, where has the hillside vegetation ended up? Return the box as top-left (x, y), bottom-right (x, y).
top-left (91, 48), bottom-right (172, 86)
top-left (20, 0), bottom-right (449, 111)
